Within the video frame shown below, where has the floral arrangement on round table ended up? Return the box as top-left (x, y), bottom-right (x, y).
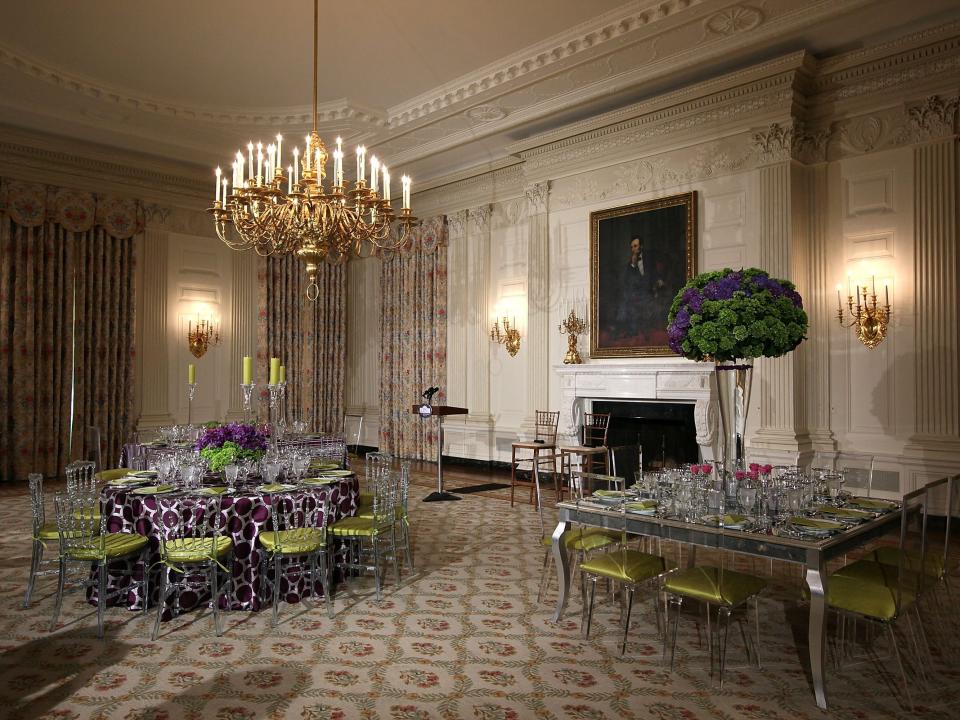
top-left (195, 422), bottom-right (269, 472)
top-left (667, 267), bottom-right (808, 361)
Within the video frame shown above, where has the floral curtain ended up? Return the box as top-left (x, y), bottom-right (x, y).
top-left (256, 255), bottom-right (346, 433)
top-left (379, 216), bottom-right (448, 459)
top-left (0, 179), bottom-right (141, 482)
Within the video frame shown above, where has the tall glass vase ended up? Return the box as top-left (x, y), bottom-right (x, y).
top-left (714, 359), bottom-right (754, 499)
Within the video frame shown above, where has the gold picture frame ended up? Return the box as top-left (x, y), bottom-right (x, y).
top-left (590, 191), bottom-right (698, 357)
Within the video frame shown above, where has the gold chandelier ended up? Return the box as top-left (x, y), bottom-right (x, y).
top-left (208, 0), bottom-right (416, 300)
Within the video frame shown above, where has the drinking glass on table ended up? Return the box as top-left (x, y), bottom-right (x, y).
top-left (292, 455), bottom-right (310, 483)
top-left (823, 472), bottom-right (844, 506)
top-left (737, 481), bottom-right (758, 518)
top-left (224, 463), bottom-right (239, 491)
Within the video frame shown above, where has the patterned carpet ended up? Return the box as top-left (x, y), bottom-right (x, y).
top-left (1, 468), bottom-right (959, 720)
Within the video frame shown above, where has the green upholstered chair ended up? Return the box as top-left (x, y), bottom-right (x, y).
top-left (578, 500), bottom-right (670, 656)
top-left (330, 467), bottom-right (400, 601)
top-left (152, 492), bottom-right (234, 640)
top-left (358, 451), bottom-right (392, 514)
top-left (24, 473), bottom-right (78, 608)
top-left (49, 492), bottom-right (149, 638)
top-left (808, 487), bottom-right (929, 708)
top-left (663, 512), bottom-right (766, 688)
top-left (260, 491), bottom-right (332, 625)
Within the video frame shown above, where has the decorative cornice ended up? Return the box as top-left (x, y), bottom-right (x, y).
top-left (386, 0), bottom-right (709, 129)
top-left (0, 42), bottom-right (387, 129)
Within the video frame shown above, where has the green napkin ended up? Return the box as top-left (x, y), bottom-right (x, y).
top-left (790, 517), bottom-right (844, 531)
top-left (108, 476), bottom-right (147, 485)
top-left (260, 483), bottom-right (294, 492)
top-left (132, 484), bottom-right (175, 495)
top-left (816, 506), bottom-right (873, 520)
top-left (625, 500), bottom-right (657, 510)
top-left (315, 469), bottom-right (353, 477)
top-left (593, 490), bottom-right (626, 498)
top-left (310, 461), bottom-right (339, 470)
top-left (302, 477), bottom-right (337, 485)
top-left (848, 497), bottom-right (897, 510)
top-left (199, 486), bottom-right (228, 495)
top-left (704, 514), bottom-right (747, 526)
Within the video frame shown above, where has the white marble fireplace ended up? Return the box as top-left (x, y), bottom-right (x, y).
top-left (554, 360), bottom-right (720, 462)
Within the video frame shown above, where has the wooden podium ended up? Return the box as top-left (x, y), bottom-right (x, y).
top-left (412, 404), bottom-right (468, 502)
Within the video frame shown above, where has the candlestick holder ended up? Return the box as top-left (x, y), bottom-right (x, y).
top-left (558, 307), bottom-right (588, 364)
top-left (240, 383), bottom-right (256, 424)
top-left (186, 383), bottom-right (197, 425)
top-left (267, 383), bottom-right (283, 454)
top-left (837, 280), bottom-right (891, 349)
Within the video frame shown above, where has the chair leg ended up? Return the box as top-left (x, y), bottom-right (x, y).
top-left (621, 587), bottom-right (634, 656)
top-left (510, 448), bottom-right (517, 507)
top-left (667, 596), bottom-right (683, 671)
top-left (49, 556), bottom-right (66, 633)
top-left (152, 567), bottom-right (168, 641)
top-left (97, 560), bottom-right (108, 639)
top-left (322, 550), bottom-right (334, 619)
top-left (402, 518), bottom-right (414, 572)
top-left (887, 623), bottom-right (913, 709)
top-left (211, 563), bottom-right (222, 637)
top-left (372, 537), bottom-right (382, 602)
top-left (536, 549), bottom-right (552, 604)
top-left (754, 596), bottom-right (762, 669)
top-left (272, 554), bottom-right (281, 627)
top-left (583, 578), bottom-right (597, 639)
top-left (717, 606), bottom-right (731, 689)
top-left (23, 540), bottom-right (42, 608)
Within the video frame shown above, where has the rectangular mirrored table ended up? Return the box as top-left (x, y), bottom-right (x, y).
top-left (550, 500), bottom-right (902, 710)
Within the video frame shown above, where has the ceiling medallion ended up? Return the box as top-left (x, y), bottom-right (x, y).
top-left (208, 0), bottom-right (417, 301)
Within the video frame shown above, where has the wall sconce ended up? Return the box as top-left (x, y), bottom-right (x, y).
top-left (836, 274), bottom-right (891, 349)
top-left (187, 317), bottom-right (221, 358)
top-left (490, 317), bottom-right (521, 357)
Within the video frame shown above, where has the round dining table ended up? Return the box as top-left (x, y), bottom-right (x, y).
top-left (96, 475), bottom-right (359, 620)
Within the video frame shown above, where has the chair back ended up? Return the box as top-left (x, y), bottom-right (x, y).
top-left (365, 451), bottom-right (393, 494)
top-left (268, 491), bottom-right (330, 554)
top-left (534, 410), bottom-right (560, 445)
top-left (66, 460), bottom-right (97, 496)
top-left (54, 492), bottom-right (104, 557)
top-left (85, 426), bottom-right (103, 471)
top-left (28, 473), bottom-right (45, 537)
top-left (343, 413), bottom-right (364, 456)
top-left (837, 452), bottom-right (874, 497)
top-left (156, 492), bottom-right (226, 561)
top-left (397, 462), bottom-right (411, 518)
top-left (581, 413), bottom-right (610, 447)
top-left (893, 487), bottom-right (928, 612)
top-left (923, 476), bottom-right (958, 582)
top-left (371, 469), bottom-right (399, 535)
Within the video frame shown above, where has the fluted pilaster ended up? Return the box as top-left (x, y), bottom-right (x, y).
top-left (226, 250), bottom-right (258, 420)
top-left (912, 134), bottom-right (959, 445)
top-left (137, 228), bottom-right (174, 428)
top-left (466, 205), bottom-right (492, 423)
top-left (446, 210), bottom-right (468, 410)
top-left (525, 182), bottom-right (550, 420)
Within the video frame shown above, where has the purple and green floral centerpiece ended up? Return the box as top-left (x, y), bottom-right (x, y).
top-left (195, 422), bottom-right (269, 472)
top-left (667, 268), bottom-right (808, 485)
top-left (666, 267), bottom-right (807, 361)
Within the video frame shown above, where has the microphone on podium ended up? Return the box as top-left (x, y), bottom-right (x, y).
top-left (421, 386), bottom-right (440, 402)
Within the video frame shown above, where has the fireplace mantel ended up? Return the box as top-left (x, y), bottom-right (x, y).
top-left (555, 360), bottom-right (719, 462)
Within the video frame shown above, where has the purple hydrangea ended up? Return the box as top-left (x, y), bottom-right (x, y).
top-left (196, 422), bottom-right (269, 453)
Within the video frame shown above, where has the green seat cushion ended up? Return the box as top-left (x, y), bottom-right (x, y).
top-left (36, 521), bottom-right (97, 541)
top-left (329, 516), bottom-right (377, 538)
top-left (96, 469), bottom-right (130, 482)
top-left (164, 536), bottom-right (233, 563)
top-left (358, 492), bottom-right (374, 508)
top-left (356, 505), bottom-right (405, 522)
top-left (664, 566), bottom-right (766, 607)
top-left (540, 528), bottom-right (620, 552)
top-left (66, 532), bottom-right (148, 561)
top-left (821, 559), bottom-right (916, 621)
top-left (580, 549), bottom-right (667, 584)
top-left (260, 528), bottom-right (326, 554)
top-left (72, 509), bottom-right (102, 522)
top-left (868, 546), bottom-right (944, 581)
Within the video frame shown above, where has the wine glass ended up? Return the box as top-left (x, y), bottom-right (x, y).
top-left (737, 482), bottom-right (758, 518)
top-left (224, 463), bottom-right (239, 492)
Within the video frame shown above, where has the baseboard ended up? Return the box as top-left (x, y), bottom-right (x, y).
top-left (357, 446), bottom-right (510, 471)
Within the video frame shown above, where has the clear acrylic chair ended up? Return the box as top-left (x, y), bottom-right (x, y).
top-left (49, 492), bottom-right (149, 638)
top-left (663, 510), bottom-right (766, 688)
top-left (152, 492), bottom-right (234, 640)
top-left (331, 468), bottom-right (400, 601)
top-left (579, 497), bottom-right (669, 656)
top-left (66, 460), bottom-right (98, 495)
top-left (837, 452), bottom-right (875, 497)
top-left (260, 491), bottom-right (333, 625)
top-left (24, 473), bottom-right (71, 608)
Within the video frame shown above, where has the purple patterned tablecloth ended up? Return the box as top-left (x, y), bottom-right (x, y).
top-left (97, 477), bottom-right (358, 618)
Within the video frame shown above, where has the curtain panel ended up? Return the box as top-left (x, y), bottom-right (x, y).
top-left (0, 179), bottom-right (141, 482)
top-left (256, 256), bottom-right (346, 433)
top-left (379, 216), bottom-right (448, 459)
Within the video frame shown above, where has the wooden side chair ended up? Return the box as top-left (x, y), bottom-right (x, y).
top-left (559, 413), bottom-right (611, 502)
top-left (510, 410), bottom-right (560, 508)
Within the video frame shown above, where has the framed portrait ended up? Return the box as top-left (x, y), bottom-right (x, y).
top-left (590, 191), bottom-right (697, 357)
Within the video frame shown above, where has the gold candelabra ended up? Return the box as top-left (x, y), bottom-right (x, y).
top-left (558, 307), bottom-right (587, 364)
top-left (836, 276), bottom-right (891, 349)
top-left (490, 317), bottom-right (521, 357)
top-left (187, 318), bottom-right (220, 359)
top-left (207, 0), bottom-right (417, 301)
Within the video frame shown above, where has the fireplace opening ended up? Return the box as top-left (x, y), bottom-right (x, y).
top-left (591, 400), bottom-right (698, 482)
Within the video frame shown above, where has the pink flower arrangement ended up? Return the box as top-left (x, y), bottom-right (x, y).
top-left (690, 463), bottom-right (714, 476)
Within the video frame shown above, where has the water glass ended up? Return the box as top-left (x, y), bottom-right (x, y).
top-left (224, 463), bottom-right (239, 490)
top-left (737, 483), bottom-right (758, 516)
